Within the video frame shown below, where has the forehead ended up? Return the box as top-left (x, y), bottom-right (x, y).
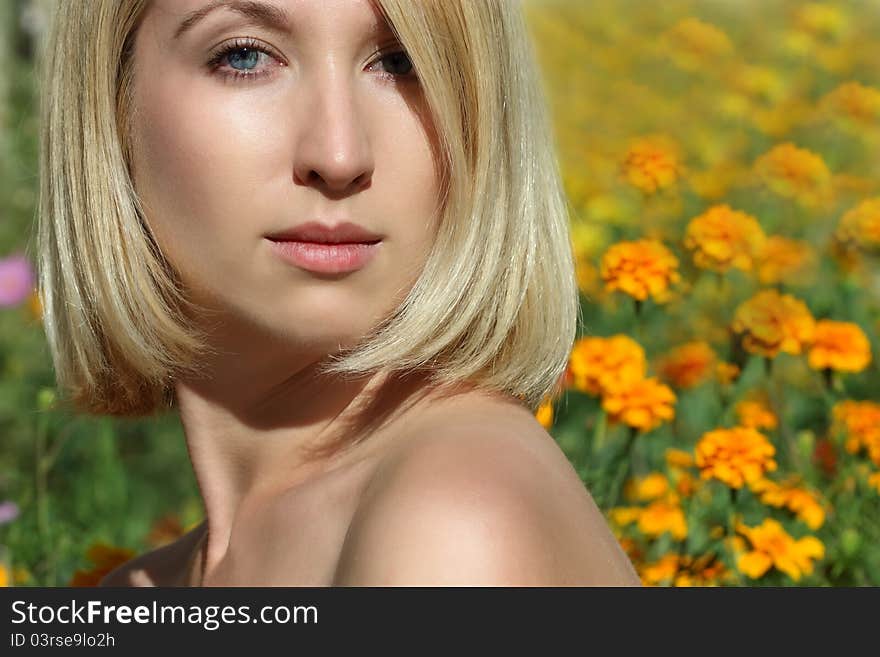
top-left (145, 0), bottom-right (390, 36)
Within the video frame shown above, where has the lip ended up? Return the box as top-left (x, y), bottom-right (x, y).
top-left (265, 221), bottom-right (383, 244)
top-left (265, 221), bottom-right (383, 274)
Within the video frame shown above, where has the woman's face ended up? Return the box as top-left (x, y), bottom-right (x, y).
top-left (129, 0), bottom-right (441, 354)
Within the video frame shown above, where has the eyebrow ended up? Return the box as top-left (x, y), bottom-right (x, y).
top-left (173, 0), bottom-right (292, 41)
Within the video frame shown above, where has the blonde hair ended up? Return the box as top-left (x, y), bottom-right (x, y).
top-left (36, 0), bottom-right (580, 417)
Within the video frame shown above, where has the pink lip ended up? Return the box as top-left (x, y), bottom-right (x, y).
top-left (267, 239), bottom-right (381, 274)
top-left (265, 221), bottom-right (382, 244)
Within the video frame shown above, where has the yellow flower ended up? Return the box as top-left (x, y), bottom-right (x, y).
top-left (27, 288), bottom-right (44, 324)
top-left (835, 197), bottom-right (880, 251)
top-left (624, 473), bottom-right (669, 502)
top-left (0, 563), bottom-right (8, 588)
top-left (567, 334), bottom-right (646, 396)
top-left (749, 477), bottom-right (826, 530)
top-left (640, 554), bottom-right (680, 586)
top-left (620, 135), bottom-right (683, 194)
top-left (69, 542), bottom-right (136, 587)
top-left (832, 400), bottom-right (880, 467)
top-left (600, 239), bottom-right (681, 302)
top-left (754, 143), bottom-right (833, 208)
top-left (662, 17), bottom-right (733, 71)
top-left (735, 397), bottom-right (778, 431)
top-left (736, 518), bottom-right (825, 581)
top-left (821, 81), bottom-right (880, 127)
top-left (868, 471), bottom-right (880, 495)
top-left (716, 361), bottom-right (741, 385)
top-left (731, 289), bottom-right (816, 358)
top-left (807, 319), bottom-right (872, 373)
top-left (683, 204), bottom-right (766, 273)
top-left (637, 496), bottom-right (688, 540)
top-left (794, 3), bottom-right (850, 41)
top-left (756, 236), bottom-right (816, 286)
top-left (535, 399), bottom-right (554, 429)
top-left (665, 448), bottom-right (695, 469)
top-left (696, 426), bottom-right (778, 489)
top-left (609, 506), bottom-right (642, 527)
top-left (657, 341), bottom-right (716, 389)
top-left (601, 376), bottom-right (676, 432)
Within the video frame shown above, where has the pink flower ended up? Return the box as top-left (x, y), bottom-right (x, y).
top-left (0, 254), bottom-right (36, 307)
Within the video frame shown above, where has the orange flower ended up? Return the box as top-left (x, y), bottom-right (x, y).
top-left (754, 143), bottom-right (833, 208)
top-left (662, 17), bottom-right (733, 71)
top-left (665, 448), bottom-right (695, 469)
top-left (736, 518), bottom-right (824, 581)
top-left (755, 236), bottom-right (816, 285)
top-left (735, 397), bottom-right (778, 430)
top-left (807, 319), bottom-right (872, 373)
top-left (657, 341), bottom-right (716, 388)
top-left (624, 473), bottom-right (670, 502)
top-left (716, 361), bottom-right (741, 385)
top-left (835, 197), bottom-right (880, 251)
top-left (600, 239), bottom-right (681, 302)
top-left (535, 399), bottom-right (554, 429)
top-left (820, 81), bottom-right (880, 126)
top-left (620, 135), bottom-right (683, 194)
top-left (147, 514), bottom-right (186, 548)
top-left (683, 204), bottom-right (766, 273)
top-left (749, 477), bottom-right (826, 530)
top-left (601, 376), bottom-right (676, 432)
top-left (69, 542), bottom-right (136, 587)
top-left (731, 289), bottom-right (815, 358)
top-left (567, 335), bottom-right (646, 396)
top-left (637, 495), bottom-right (688, 540)
top-left (641, 552), bottom-right (729, 587)
top-left (640, 554), bottom-right (680, 586)
top-left (695, 426), bottom-right (778, 489)
top-left (868, 471), bottom-right (880, 495)
top-left (832, 400), bottom-right (880, 467)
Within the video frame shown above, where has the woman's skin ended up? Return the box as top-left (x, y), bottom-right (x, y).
top-left (101, 0), bottom-right (641, 586)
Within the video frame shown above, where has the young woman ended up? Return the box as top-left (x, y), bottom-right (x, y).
top-left (36, 0), bottom-right (640, 586)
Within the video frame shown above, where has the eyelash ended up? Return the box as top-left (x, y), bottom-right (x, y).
top-left (206, 36), bottom-right (416, 83)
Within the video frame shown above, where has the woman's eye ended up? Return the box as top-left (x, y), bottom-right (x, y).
top-left (207, 38), bottom-right (281, 82)
top-left (372, 50), bottom-right (415, 79)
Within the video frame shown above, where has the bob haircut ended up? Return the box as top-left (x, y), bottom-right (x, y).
top-left (35, 0), bottom-right (580, 418)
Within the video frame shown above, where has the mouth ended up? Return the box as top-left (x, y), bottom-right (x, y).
top-left (266, 238), bottom-right (382, 275)
top-left (265, 220), bottom-right (383, 244)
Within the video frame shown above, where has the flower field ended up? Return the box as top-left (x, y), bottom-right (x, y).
top-left (2, 0), bottom-right (879, 586)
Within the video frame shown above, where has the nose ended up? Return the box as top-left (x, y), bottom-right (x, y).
top-left (292, 73), bottom-right (374, 198)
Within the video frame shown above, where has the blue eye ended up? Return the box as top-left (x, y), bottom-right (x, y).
top-left (207, 37), bottom-right (282, 82)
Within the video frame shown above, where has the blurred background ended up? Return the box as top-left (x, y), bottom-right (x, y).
top-left (1, 0), bottom-right (879, 586)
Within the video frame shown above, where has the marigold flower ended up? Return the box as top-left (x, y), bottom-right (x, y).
top-left (683, 204), bottom-right (767, 273)
top-left (0, 254), bottom-right (36, 308)
top-left (731, 289), bottom-right (815, 358)
top-left (147, 514), bottom-right (186, 548)
top-left (665, 448), bottom-right (695, 469)
top-left (620, 135), bottom-right (683, 194)
top-left (567, 334), bottom-right (646, 396)
top-left (832, 400), bottom-right (880, 466)
top-left (736, 518), bottom-right (825, 581)
top-left (609, 506), bottom-right (642, 528)
top-left (754, 143), bottom-right (832, 208)
top-left (749, 477), bottom-right (826, 530)
top-left (820, 81), bottom-right (880, 126)
top-left (658, 341), bottom-right (716, 388)
top-left (695, 426), bottom-right (778, 489)
top-left (601, 376), bottom-right (676, 432)
top-left (835, 197), bottom-right (880, 251)
top-left (662, 17), bottom-right (733, 71)
top-left (869, 472), bottom-right (880, 495)
top-left (807, 319), bottom-right (872, 373)
top-left (535, 399), bottom-right (554, 429)
top-left (716, 362), bottom-right (741, 385)
top-left (640, 554), bottom-right (680, 586)
top-left (69, 543), bottom-right (136, 587)
top-left (0, 564), bottom-right (8, 588)
top-left (600, 239), bottom-right (681, 302)
top-left (794, 4), bottom-right (850, 41)
top-left (735, 397), bottom-right (778, 431)
top-left (637, 496), bottom-right (688, 540)
top-left (756, 236), bottom-right (816, 285)
top-left (624, 473), bottom-right (670, 502)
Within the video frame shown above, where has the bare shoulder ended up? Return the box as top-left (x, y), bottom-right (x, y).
top-left (333, 394), bottom-right (641, 586)
top-left (98, 522), bottom-right (206, 587)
